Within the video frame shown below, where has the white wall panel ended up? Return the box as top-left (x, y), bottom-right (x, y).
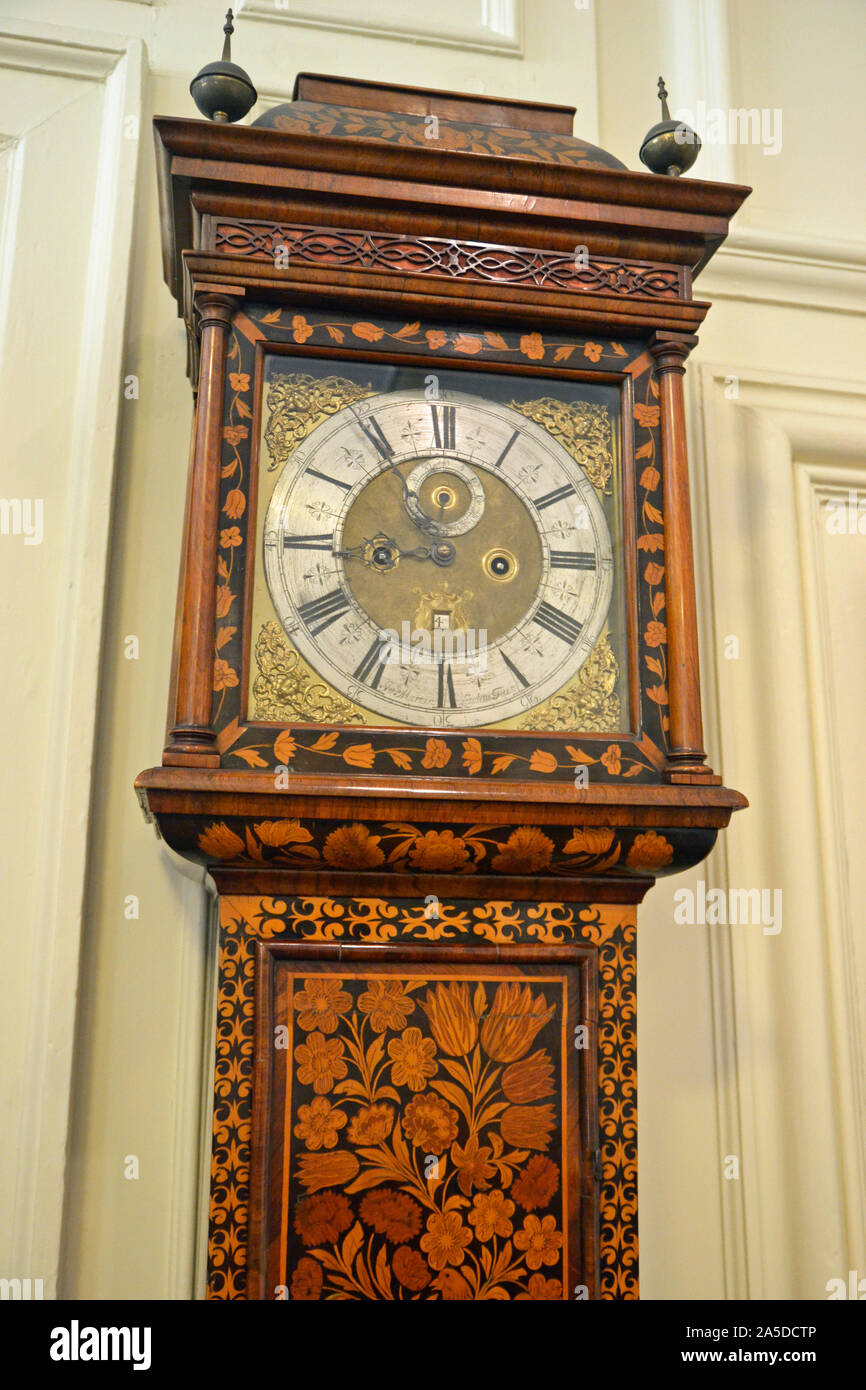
top-left (689, 366), bottom-right (866, 1296)
top-left (0, 19), bottom-right (142, 1298)
top-left (242, 0), bottom-right (524, 55)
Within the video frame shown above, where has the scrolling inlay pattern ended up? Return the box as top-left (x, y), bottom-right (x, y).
top-left (212, 221), bottom-right (686, 301)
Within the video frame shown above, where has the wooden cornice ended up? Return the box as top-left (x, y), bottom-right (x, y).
top-left (153, 115), bottom-right (751, 313)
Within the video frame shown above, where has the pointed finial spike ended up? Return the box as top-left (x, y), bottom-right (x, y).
top-left (640, 73), bottom-right (700, 175)
top-left (221, 9), bottom-right (234, 63)
top-left (190, 3), bottom-right (256, 123)
top-left (657, 76), bottom-right (671, 122)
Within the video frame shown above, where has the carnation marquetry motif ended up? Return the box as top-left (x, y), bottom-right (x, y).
top-left (265, 958), bottom-right (582, 1301)
top-left (143, 71), bottom-right (748, 1306)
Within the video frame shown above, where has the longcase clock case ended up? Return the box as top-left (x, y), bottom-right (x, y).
top-left (137, 74), bottom-right (749, 1301)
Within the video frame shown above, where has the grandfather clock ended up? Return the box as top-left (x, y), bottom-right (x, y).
top-left (138, 73), bottom-right (749, 1301)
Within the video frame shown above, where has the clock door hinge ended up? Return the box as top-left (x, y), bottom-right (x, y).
top-left (592, 1149), bottom-right (604, 1185)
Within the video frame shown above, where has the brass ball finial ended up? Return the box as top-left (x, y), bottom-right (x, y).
top-left (190, 8), bottom-right (257, 124)
top-left (639, 75), bottom-right (701, 176)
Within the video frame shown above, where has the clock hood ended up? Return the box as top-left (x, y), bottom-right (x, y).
top-left (252, 72), bottom-right (628, 172)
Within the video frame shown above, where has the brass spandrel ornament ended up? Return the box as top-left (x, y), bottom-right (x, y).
top-left (517, 630), bottom-right (621, 733)
top-left (253, 620), bottom-right (367, 724)
top-left (508, 397), bottom-right (614, 494)
top-left (265, 374), bottom-right (375, 470)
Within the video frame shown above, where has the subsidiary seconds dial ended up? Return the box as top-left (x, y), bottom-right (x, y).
top-left (263, 388), bottom-right (613, 728)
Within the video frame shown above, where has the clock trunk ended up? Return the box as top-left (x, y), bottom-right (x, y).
top-left (138, 73), bottom-right (749, 1300)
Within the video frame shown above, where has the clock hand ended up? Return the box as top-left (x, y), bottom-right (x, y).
top-left (374, 450), bottom-right (446, 538)
top-left (334, 535), bottom-right (456, 567)
top-left (388, 539), bottom-right (458, 566)
top-left (333, 539), bottom-right (374, 561)
top-left (397, 543), bottom-right (435, 561)
top-left (333, 535), bottom-right (431, 565)
top-left (387, 463), bottom-right (439, 538)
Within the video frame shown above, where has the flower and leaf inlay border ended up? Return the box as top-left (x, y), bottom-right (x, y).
top-left (185, 818), bottom-right (709, 880)
top-left (210, 305), bottom-right (669, 785)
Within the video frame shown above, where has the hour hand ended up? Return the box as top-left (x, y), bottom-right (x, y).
top-left (333, 538), bottom-right (374, 562)
top-left (335, 534), bottom-right (454, 570)
top-left (333, 534), bottom-right (422, 570)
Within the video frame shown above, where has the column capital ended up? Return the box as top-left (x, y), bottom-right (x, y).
top-left (193, 286), bottom-right (244, 330)
top-left (649, 331), bottom-right (699, 373)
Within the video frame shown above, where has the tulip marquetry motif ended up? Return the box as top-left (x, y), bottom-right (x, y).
top-left (137, 73), bottom-right (749, 1300)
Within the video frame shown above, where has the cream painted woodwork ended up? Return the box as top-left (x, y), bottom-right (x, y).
top-left (690, 367), bottom-right (866, 1298)
top-left (0, 0), bottom-right (861, 1300)
top-left (242, 0), bottom-right (525, 55)
top-left (0, 18), bottom-right (142, 1298)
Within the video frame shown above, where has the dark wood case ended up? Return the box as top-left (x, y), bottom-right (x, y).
top-left (137, 75), bottom-right (749, 1300)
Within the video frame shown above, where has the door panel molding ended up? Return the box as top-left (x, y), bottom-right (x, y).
top-left (0, 22), bottom-right (143, 1298)
top-left (690, 364), bottom-right (866, 1297)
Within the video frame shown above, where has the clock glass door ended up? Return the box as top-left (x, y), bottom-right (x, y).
top-left (245, 343), bottom-right (631, 734)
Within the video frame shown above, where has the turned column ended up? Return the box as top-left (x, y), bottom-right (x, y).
top-left (649, 331), bottom-right (709, 780)
top-left (164, 290), bottom-right (239, 766)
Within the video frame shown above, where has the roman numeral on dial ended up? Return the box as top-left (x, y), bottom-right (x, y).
top-left (430, 403), bottom-right (456, 450)
top-left (356, 413), bottom-right (393, 459)
top-left (533, 483), bottom-right (576, 511)
top-left (298, 588), bottom-right (350, 635)
top-left (494, 430), bottom-right (519, 468)
top-left (305, 467), bottom-right (351, 491)
top-left (501, 650), bottom-right (530, 688)
top-left (282, 533), bottom-right (334, 550)
top-left (549, 550), bottom-right (596, 570)
top-left (533, 600), bottom-right (583, 645)
top-left (437, 661), bottom-right (456, 708)
top-left (352, 637), bottom-right (389, 690)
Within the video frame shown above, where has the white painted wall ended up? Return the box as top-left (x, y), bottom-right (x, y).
top-left (0, 0), bottom-right (862, 1300)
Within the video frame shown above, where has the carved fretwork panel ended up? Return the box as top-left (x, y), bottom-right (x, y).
top-left (208, 219), bottom-right (689, 302)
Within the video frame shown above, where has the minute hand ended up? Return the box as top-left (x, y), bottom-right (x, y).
top-left (388, 462), bottom-right (443, 538)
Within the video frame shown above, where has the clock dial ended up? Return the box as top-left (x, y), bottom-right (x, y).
top-left (263, 389), bottom-right (613, 728)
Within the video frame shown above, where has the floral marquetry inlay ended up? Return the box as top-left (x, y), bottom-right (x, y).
top-left (271, 963), bottom-right (574, 1301)
top-left (148, 77), bottom-right (751, 1318)
top-left (206, 896), bottom-right (637, 1302)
